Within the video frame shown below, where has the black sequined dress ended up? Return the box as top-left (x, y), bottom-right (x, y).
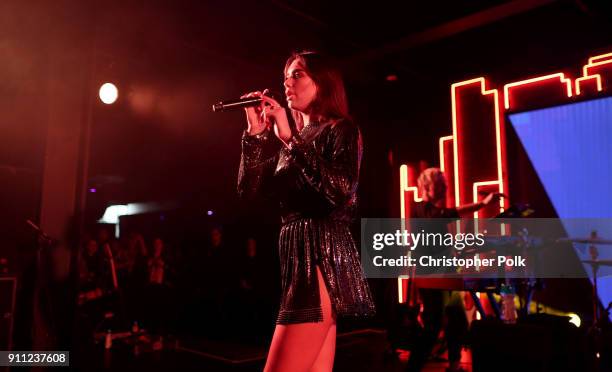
top-left (237, 119), bottom-right (376, 324)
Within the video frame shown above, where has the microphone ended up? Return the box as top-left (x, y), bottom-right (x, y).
top-left (212, 90), bottom-right (282, 113)
top-left (212, 97), bottom-right (262, 112)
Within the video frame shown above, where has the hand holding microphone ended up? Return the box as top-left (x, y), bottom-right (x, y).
top-left (260, 89), bottom-right (292, 143)
top-left (234, 89), bottom-right (292, 143)
top-left (240, 91), bottom-right (267, 136)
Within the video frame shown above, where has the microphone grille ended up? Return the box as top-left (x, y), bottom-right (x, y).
top-left (212, 102), bottom-right (224, 113)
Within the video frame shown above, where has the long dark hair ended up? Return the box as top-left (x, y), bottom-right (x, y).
top-left (284, 51), bottom-right (350, 127)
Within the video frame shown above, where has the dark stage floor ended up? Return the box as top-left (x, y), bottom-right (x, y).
top-left (72, 329), bottom-right (472, 371)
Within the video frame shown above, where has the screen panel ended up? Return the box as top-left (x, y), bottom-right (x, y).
top-left (507, 96), bottom-right (612, 316)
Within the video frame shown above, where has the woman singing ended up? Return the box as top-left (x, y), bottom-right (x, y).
top-left (237, 51), bottom-right (375, 372)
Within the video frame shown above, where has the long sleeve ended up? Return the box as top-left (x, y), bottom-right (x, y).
top-left (237, 130), bottom-right (278, 200)
top-left (286, 120), bottom-right (362, 208)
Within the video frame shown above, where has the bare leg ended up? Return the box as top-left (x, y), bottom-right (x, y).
top-left (309, 323), bottom-right (336, 372)
top-left (264, 267), bottom-right (336, 372)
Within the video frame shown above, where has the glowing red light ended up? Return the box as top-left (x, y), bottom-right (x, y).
top-left (503, 73), bottom-right (572, 110)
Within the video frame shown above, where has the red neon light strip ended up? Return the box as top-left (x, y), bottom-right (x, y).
top-left (451, 78), bottom-right (504, 215)
top-left (503, 73), bottom-right (573, 109)
top-left (398, 165), bottom-right (420, 304)
top-left (472, 181), bottom-right (502, 218)
top-left (580, 52), bottom-right (612, 93)
top-left (583, 60), bottom-right (612, 78)
top-left (587, 52), bottom-right (612, 64)
top-left (439, 135), bottom-right (453, 173)
top-left (399, 164), bottom-right (421, 234)
top-left (575, 75), bottom-right (603, 96)
top-left (399, 165), bottom-right (422, 205)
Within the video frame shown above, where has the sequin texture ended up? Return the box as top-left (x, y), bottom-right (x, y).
top-left (237, 119), bottom-right (376, 324)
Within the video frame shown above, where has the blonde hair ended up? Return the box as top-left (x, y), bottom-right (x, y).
top-left (417, 168), bottom-right (447, 198)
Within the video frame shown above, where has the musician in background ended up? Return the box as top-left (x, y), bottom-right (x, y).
top-left (407, 167), bottom-right (499, 372)
top-left (414, 167), bottom-right (498, 218)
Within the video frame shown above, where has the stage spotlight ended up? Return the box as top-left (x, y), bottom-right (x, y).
top-left (568, 313), bottom-right (581, 327)
top-left (99, 204), bottom-right (128, 224)
top-left (99, 83), bottom-right (118, 104)
top-left (207, 210), bottom-right (214, 216)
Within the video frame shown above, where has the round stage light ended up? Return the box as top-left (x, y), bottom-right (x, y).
top-left (99, 83), bottom-right (118, 104)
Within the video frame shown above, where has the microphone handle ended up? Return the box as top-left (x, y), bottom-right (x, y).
top-left (212, 97), bottom-right (262, 112)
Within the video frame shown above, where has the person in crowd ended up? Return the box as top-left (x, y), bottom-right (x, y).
top-left (236, 237), bottom-right (265, 336)
top-left (201, 226), bottom-right (236, 335)
top-left (144, 237), bottom-right (173, 349)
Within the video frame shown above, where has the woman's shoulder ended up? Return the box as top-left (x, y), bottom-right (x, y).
top-left (325, 118), bottom-right (360, 140)
top-left (329, 117), bottom-right (356, 129)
